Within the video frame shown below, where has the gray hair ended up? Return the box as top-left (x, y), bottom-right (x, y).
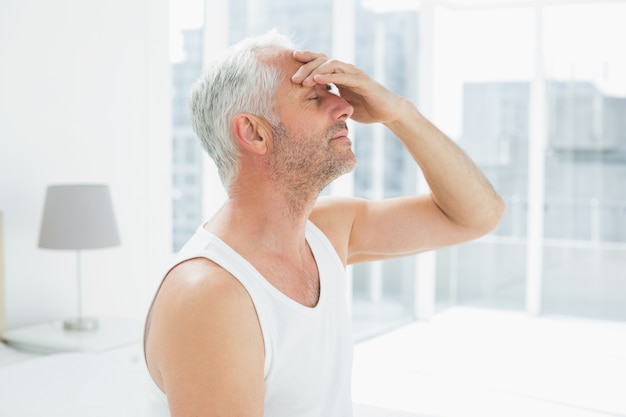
top-left (189, 31), bottom-right (296, 191)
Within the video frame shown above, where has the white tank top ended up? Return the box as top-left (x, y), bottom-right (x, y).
top-left (146, 221), bottom-right (354, 417)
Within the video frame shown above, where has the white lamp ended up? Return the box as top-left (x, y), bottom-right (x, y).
top-left (38, 184), bottom-right (121, 331)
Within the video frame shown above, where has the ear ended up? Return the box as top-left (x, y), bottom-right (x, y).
top-left (231, 113), bottom-right (270, 155)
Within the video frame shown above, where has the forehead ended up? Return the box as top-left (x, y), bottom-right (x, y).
top-left (261, 49), bottom-right (309, 97)
top-left (261, 48), bottom-right (298, 75)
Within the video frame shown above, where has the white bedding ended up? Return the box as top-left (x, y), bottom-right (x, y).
top-left (0, 342), bottom-right (426, 417)
top-left (0, 343), bottom-right (153, 417)
top-left (0, 342), bottom-right (38, 367)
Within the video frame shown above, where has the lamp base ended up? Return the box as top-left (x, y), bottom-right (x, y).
top-left (63, 317), bottom-right (99, 332)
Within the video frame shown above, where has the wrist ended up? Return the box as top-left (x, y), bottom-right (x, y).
top-left (383, 100), bottom-right (428, 136)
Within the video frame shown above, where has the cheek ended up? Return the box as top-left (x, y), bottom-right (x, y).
top-left (284, 121), bottom-right (319, 141)
top-left (276, 106), bottom-right (330, 142)
top-left (288, 112), bottom-right (311, 131)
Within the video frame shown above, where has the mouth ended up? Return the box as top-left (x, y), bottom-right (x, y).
top-left (329, 122), bottom-right (350, 141)
top-left (331, 130), bottom-right (350, 141)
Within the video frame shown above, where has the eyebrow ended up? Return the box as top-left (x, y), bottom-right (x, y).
top-left (289, 81), bottom-right (316, 96)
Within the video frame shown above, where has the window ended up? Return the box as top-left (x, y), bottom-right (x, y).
top-left (170, 1), bottom-right (626, 339)
top-left (432, 2), bottom-right (626, 321)
top-left (541, 2), bottom-right (626, 320)
top-left (432, 6), bottom-right (535, 312)
top-left (351, 3), bottom-right (420, 340)
top-left (170, 1), bottom-right (205, 251)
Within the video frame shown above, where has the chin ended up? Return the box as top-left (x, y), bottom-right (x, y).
top-left (334, 157), bottom-right (357, 178)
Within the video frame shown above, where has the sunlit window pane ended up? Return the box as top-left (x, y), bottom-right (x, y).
top-left (542, 2), bottom-right (626, 320)
top-left (351, 4), bottom-right (419, 340)
top-left (229, 0), bottom-right (333, 50)
top-left (433, 7), bottom-right (534, 311)
top-left (171, 1), bottom-right (205, 251)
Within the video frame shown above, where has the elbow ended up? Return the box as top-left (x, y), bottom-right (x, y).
top-left (458, 193), bottom-right (506, 239)
top-left (435, 191), bottom-right (506, 239)
top-left (478, 194), bottom-right (506, 236)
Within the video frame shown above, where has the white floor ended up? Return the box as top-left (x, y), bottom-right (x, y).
top-left (352, 306), bottom-right (626, 417)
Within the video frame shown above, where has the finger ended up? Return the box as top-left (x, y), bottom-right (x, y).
top-left (291, 50), bottom-right (327, 83)
top-left (300, 59), bottom-right (352, 87)
top-left (310, 67), bottom-right (360, 90)
top-left (291, 55), bottom-right (328, 83)
top-left (292, 50), bottom-right (326, 63)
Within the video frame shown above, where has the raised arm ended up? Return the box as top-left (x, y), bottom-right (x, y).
top-left (293, 51), bottom-right (505, 264)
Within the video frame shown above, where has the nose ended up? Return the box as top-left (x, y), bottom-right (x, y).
top-left (332, 94), bottom-right (354, 121)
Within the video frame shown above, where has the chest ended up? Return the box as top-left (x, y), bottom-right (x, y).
top-left (251, 252), bottom-right (321, 308)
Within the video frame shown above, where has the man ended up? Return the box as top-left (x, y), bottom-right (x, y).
top-left (144, 32), bottom-right (504, 417)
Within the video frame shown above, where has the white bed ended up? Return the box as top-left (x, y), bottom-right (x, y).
top-left (0, 344), bottom-right (154, 416)
top-left (0, 345), bottom-right (420, 417)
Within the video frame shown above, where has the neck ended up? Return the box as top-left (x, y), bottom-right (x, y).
top-left (207, 184), bottom-right (318, 255)
top-left (232, 166), bottom-right (324, 217)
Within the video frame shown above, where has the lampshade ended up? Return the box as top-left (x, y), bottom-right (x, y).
top-left (38, 184), bottom-right (121, 250)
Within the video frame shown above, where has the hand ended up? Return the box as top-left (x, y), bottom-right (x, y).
top-left (291, 50), bottom-right (410, 125)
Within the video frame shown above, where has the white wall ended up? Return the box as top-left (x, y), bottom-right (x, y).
top-left (0, 0), bottom-right (172, 327)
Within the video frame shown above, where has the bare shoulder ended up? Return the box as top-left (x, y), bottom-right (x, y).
top-left (310, 196), bottom-right (366, 264)
top-left (145, 257), bottom-right (264, 416)
top-left (152, 257), bottom-right (252, 313)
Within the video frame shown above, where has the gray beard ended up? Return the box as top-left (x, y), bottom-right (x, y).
top-left (268, 122), bottom-right (356, 214)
